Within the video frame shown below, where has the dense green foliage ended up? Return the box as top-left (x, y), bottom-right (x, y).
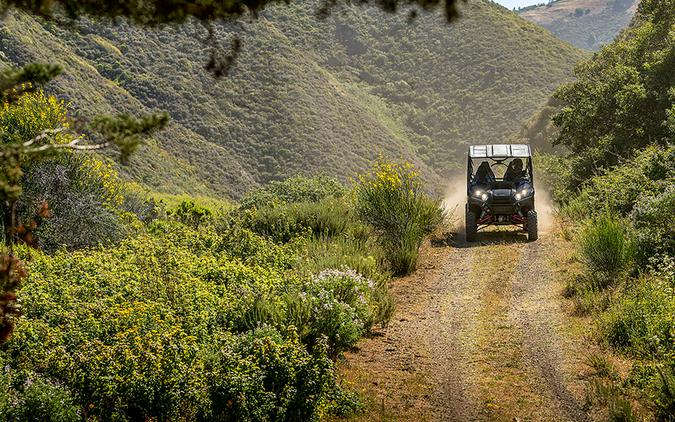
top-left (0, 160), bottom-right (442, 419)
top-left (552, 145), bottom-right (675, 269)
top-left (518, 0), bottom-right (637, 50)
top-left (0, 190), bottom-right (383, 419)
top-left (543, 0), bottom-right (674, 417)
top-left (551, 0), bottom-right (674, 189)
top-left (0, 83), bottom-right (164, 340)
top-left (0, 0), bottom-right (585, 198)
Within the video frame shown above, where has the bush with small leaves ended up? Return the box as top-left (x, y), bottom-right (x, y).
top-left (168, 199), bottom-right (213, 228)
top-left (304, 268), bottom-right (388, 355)
top-left (19, 155), bottom-right (128, 252)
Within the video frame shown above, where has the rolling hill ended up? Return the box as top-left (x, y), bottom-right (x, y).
top-left (0, 0), bottom-right (587, 198)
top-left (517, 0), bottom-right (638, 50)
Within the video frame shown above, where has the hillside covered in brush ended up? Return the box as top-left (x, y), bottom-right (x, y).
top-left (0, 0), bottom-right (586, 198)
top-left (518, 0), bottom-right (637, 50)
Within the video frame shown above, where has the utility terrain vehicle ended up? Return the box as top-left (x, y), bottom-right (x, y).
top-left (465, 144), bottom-right (538, 242)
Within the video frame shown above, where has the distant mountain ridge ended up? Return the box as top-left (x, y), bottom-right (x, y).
top-left (0, 0), bottom-right (587, 198)
top-left (517, 0), bottom-right (638, 50)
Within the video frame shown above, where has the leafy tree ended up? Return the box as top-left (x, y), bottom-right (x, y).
top-left (551, 0), bottom-right (674, 189)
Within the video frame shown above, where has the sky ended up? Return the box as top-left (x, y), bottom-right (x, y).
top-left (494, 0), bottom-right (546, 9)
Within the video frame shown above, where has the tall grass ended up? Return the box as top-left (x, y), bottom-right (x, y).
top-left (354, 160), bottom-right (443, 275)
top-left (241, 198), bottom-right (351, 243)
top-left (576, 214), bottom-right (634, 287)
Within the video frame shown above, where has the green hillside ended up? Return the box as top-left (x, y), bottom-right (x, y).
top-left (0, 0), bottom-right (586, 198)
top-left (518, 0), bottom-right (637, 50)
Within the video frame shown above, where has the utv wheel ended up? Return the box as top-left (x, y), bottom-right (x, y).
top-left (527, 210), bottom-right (538, 241)
top-left (465, 205), bottom-right (478, 242)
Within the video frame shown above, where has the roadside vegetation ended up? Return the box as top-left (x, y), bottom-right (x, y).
top-left (0, 90), bottom-right (442, 420)
top-left (538, 0), bottom-right (674, 418)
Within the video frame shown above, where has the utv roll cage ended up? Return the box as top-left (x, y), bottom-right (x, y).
top-left (466, 144), bottom-right (534, 190)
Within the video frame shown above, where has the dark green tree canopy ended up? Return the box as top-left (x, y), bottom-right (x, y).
top-left (551, 0), bottom-right (674, 189)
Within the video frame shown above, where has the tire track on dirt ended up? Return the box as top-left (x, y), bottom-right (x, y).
top-left (509, 238), bottom-right (589, 422)
top-left (427, 240), bottom-right (481, 421)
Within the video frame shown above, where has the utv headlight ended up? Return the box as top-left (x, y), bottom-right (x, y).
top-left (472, 189), bottom-right (489, 202)
top-left (472, 190), bottom-right (489, 201)
top-left (515, 188), bottom-right (532, 201)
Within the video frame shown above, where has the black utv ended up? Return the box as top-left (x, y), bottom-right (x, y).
top-left (465, 144), bottom-right (538, 242)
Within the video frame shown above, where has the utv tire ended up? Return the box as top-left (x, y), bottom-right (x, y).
top-left (527, 210), bottom-right (538, 242)
top-left (465, 205), bottom-right (478, 242)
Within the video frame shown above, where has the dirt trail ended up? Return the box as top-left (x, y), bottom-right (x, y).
top-left (340, 228), bottom-right (588, 421)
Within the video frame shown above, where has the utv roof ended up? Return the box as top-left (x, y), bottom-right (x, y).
top-left (469, 144), bottom-right (531, 158)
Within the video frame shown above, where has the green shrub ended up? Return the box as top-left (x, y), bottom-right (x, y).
top-left (577, 215), bottom-right (634, 286)
top-left (208, 326), bottom-right (334, 422)
top-left (168, 199), bottom-right (213, 228)
top-left (289, 200), bottom-right (350, 238)
top-left (580, 146), bottom-right (674, 217)
top-left (553, 146), bottom-right (674, 240)
top-left (601, 276), bottom-right (674, 357)
top-left (2, 232), bottom-right (300, 419)
top-left (354, 160), bottom-right (443, 275)
top-left (303, 268), bottom-right (390, 355)
top-left (4, 374), bottom-right (81, 422)
top-left (235, 268), bottom-right (393, 356)
top-left (216, 224), bottom-right (301, 270)
top-left (2, 215), bottom-right (383, 419)
top-left (240, 175), bottom-right (346, 210)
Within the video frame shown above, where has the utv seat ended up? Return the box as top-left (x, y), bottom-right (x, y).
top-left (475, 161), bottom-right (496, 184)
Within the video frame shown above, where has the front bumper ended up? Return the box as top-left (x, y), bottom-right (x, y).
top-left (468, 196), bottom-right (534, 225)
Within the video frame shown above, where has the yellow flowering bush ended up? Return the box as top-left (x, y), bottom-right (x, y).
top-left (354, 159), bottom-right (443, 275)
top-left (0, 91), bottom-right (70, 145)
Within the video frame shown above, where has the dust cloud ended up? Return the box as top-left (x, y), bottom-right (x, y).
top-left (441, 175), bottom-right (469, 228)
top-left (534, 186), bottom-right (556, 232)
